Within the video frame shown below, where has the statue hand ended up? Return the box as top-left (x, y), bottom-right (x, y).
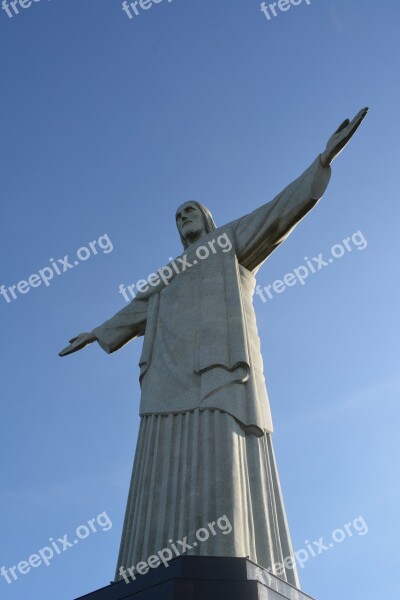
top-left (59, 332), bottom-right (96, 357)
top-left (321, 107), bottom-right (369, 167)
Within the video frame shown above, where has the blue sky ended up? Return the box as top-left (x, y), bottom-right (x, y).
top-left (1, 0), bottom-right (399, 598)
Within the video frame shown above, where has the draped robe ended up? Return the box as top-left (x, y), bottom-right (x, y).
top-left (93, 156), bottom-right (331, 587)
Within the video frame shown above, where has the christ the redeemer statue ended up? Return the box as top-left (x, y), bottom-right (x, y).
top-left (60, 108), bottom-right (368, 588)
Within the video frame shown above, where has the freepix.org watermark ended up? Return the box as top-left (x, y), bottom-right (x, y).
top-left (260, 0), bottom-right (312, 21)
top-left (2, 0), bottom-right (42, 18)
top-left (255, 230), bottom-right (367, 303)
top-left (118, 232), bottom-right (232, 302)
top-left (121, 0), bottom-right (173, 21)
top-left (1, 234), bottom-right (114, 305)
top-left (269, 515), bottom-right (368, 577)
top-left (0, 511), bottom-right (112, 585)
top-left (119, 514), bottom-right (232, 584)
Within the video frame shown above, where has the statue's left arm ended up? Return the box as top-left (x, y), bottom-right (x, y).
top-left (234, 155), bottom-right (331, 272)
top-left (233, 108), bottom-right (368, 272)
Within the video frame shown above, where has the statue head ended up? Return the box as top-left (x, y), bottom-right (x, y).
top-left (175, 201), bottom-right (217, 249)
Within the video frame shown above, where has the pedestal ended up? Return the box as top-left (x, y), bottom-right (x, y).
top-left (75, 556), bottom-right (316, 600)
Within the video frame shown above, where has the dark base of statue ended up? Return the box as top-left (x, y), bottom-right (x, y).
top-left (75, 556), bottom-right (316, 600)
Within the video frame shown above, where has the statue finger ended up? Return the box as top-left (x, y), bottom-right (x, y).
top-left (346, 116), bottom-right (366, 139)
top-left (353, 107), bottom-right (369, 121)
top-left (59, 344), bottom-right (73, 357)
top-left (334, 119), bottom-right (350, 134)
top-left (349, 107), bottom-right (369, 130)
top-left (59, 341), bottom-right (83, 357)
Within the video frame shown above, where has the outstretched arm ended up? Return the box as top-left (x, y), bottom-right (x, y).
top-left (234, 107), bottom-right (368, 272)
top-left (59, 297), bottom-right (148, 357)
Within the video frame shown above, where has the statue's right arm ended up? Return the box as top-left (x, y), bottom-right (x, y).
top-left (58, 297), bottom-right (148, 357)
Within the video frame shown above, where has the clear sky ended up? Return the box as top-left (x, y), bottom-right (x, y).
top-left (1, 1), bottom-right (399, 599)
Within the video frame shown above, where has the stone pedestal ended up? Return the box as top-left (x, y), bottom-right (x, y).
top-left (75, 556), bottom-right (316, 600)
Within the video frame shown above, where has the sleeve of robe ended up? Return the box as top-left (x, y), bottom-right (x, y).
top-left (233, 155), bottom-right (332, 272)
top-left (92, 298), bottom-right (148, 354)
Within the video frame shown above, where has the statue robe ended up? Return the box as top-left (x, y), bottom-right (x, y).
top-left (93, 156), bottom-right (331, 587)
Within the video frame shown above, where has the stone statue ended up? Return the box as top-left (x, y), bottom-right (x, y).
top-left (59, 108), bottom-right (368, 587)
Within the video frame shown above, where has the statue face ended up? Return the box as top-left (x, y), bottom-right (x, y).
top-left (175, 202), bottom-right (207, 243)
